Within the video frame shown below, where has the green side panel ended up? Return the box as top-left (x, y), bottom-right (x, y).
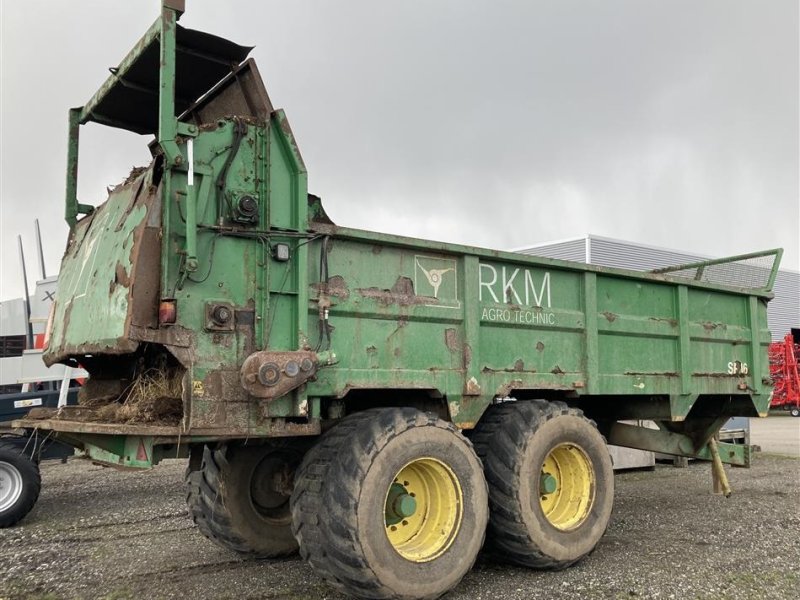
top-left (160, 121), bottom-right (262, 427)
top-left (268, 122), bottom-right (297, 230)
top-left (478, 264), bottom-right (585, 378)
top-left (155, 113), bottom-right (307, 427)
top-left (268, 110), bottom-right (307, 231)
top-left (45, 173), bottom-right (149, 362)
top-left (264, 109), bottom-right (308, 350)
top-left (596, 277), bottom-right (678, 319)
top-left (595, 276), bottom-right (682, 395)
top-left (306, 231), bottom-right (772, 426)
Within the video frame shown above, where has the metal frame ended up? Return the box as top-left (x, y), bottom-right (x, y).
top-left (650, 248), bottom-right (784, 294)
top-left (65, 1), bottom-right (187, 227)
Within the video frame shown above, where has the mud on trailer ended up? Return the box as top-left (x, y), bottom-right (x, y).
top-left (15, 3), bottom-right (781, 598)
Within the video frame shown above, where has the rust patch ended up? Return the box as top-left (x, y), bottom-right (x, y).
top-left (127, 185), bottom-right (161, 331)
top-left (212, 333), bottom-right (233, 348)
top-left (444, 328), bottom-right (459, 353)
top-left (114, 174), bottom-right (147, 232)
top-left (649, 317), bottom-right (679, 327)
top-left (495, 379), bottom-right (524, 397)
top-left (356, 276), bottom-right (436, 306)
top-left (693, 372), bottom-right (740, 378)
top-left (262, 417), bottom-right (322, 436)
top-left (199, 370), bottom-right (224, 401)
top-left (371, 245), bottom-right (383, 254)
top-left (463, 343), bottom-right (473, 370)
top-left (312, 274), bottom-right (350, 300)
top-left (536, 341), bottom-right (545, 352)
top-left (551, 365), bottom-right (565, 375)
top-left (61, 299), bottom-right (75, 335)
top-left (482, 364), bottom-right (538, 374)
top-left (624, 371), bottom-right (679, 377)
top-left (192, 370), bottom-right (249, 430)
top-left (68, 211), bottom-right (96, 258)
top-left (308, 194), bottom-right (335, 225)
top-left (114, 262), bottom-right (131, 288)
top-left (601, 311), bottom-right (617, 322)
top-left (702, 322), bottom-right (727, 332)
top-left (391, 276), bottom-right (414, 295)
top-left (464, 376), bottom-right (482, 396)
top-left (129, 324), bottom-right (194, 348)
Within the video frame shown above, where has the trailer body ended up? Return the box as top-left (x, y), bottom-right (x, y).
top-left (27, 22), bottom-right (779, 462)
top-left (32, 137), bottom-right (780, 465)
top-left (13, 3), bottom-right (782, 597)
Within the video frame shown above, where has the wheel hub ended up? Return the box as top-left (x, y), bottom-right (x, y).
top-left (384, 457), bottom-right (463, 563)
top-left (539, 443), bottom-right (595, 531)
top-left (385, 482), bottom-right (417, 524)
top-left (0, 460), bottom-right (24, 513)
top-left (539, 473), bottom-right (558, 495)
top-left (250, 454), bottom-right (293, 520)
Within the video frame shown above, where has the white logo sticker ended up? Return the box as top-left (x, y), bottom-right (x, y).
top-left (13, 398), bottom-right (43, 409)
top-left (414, 256), bottom-right (460, 308)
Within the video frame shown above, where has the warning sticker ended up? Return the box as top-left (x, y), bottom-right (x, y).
top-left (13, 398), bottom-right (43, 409)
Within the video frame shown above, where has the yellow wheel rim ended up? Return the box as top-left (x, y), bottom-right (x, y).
top-left (539, 443), bottom-right (595, 531)
top-left (384, 457), bottom-right (463, 562)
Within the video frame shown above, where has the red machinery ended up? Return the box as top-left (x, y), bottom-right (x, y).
top-left (769, 333), bottom-right (800, 416)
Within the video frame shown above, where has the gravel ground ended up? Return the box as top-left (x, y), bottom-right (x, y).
top-left (1, 449), bottom-right (798, 600)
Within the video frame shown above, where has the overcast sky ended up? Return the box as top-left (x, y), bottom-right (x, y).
top-left (1, 0), bottom-right (798, 300)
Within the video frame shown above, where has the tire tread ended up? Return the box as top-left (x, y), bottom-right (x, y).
top-left (291, 408), bottom-right (486, 599)
top-left (184, 444), bottom-right (297, 558)
top-left (472, 400), bottom-right (608, 570)
top-left (0, 440), bottom-right (42, 528)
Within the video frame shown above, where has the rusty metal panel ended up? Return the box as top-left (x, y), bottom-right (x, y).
top-left (181, 59), bottom-right (273, 125)
top-left (44, 170), bottom-right (155, 365)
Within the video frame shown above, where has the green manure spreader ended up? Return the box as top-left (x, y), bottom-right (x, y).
top-left (16, 3), bottom-right (782, 598)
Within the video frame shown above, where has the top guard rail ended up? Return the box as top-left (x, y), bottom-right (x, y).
top-left (651, 248), bottom-right (783, 295)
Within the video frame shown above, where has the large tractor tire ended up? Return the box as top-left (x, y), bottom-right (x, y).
top-left (291, 407), bottom-right (488, 600)
top-left (185, 441), bottom-right (306, 557)
top-left (0, 440), bottom-right (42, 528)
top-left (471, 400), bottom-right (614, 570)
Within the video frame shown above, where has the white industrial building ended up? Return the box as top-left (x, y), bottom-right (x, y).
top-left (0, 277), bottom-right (87, 394)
